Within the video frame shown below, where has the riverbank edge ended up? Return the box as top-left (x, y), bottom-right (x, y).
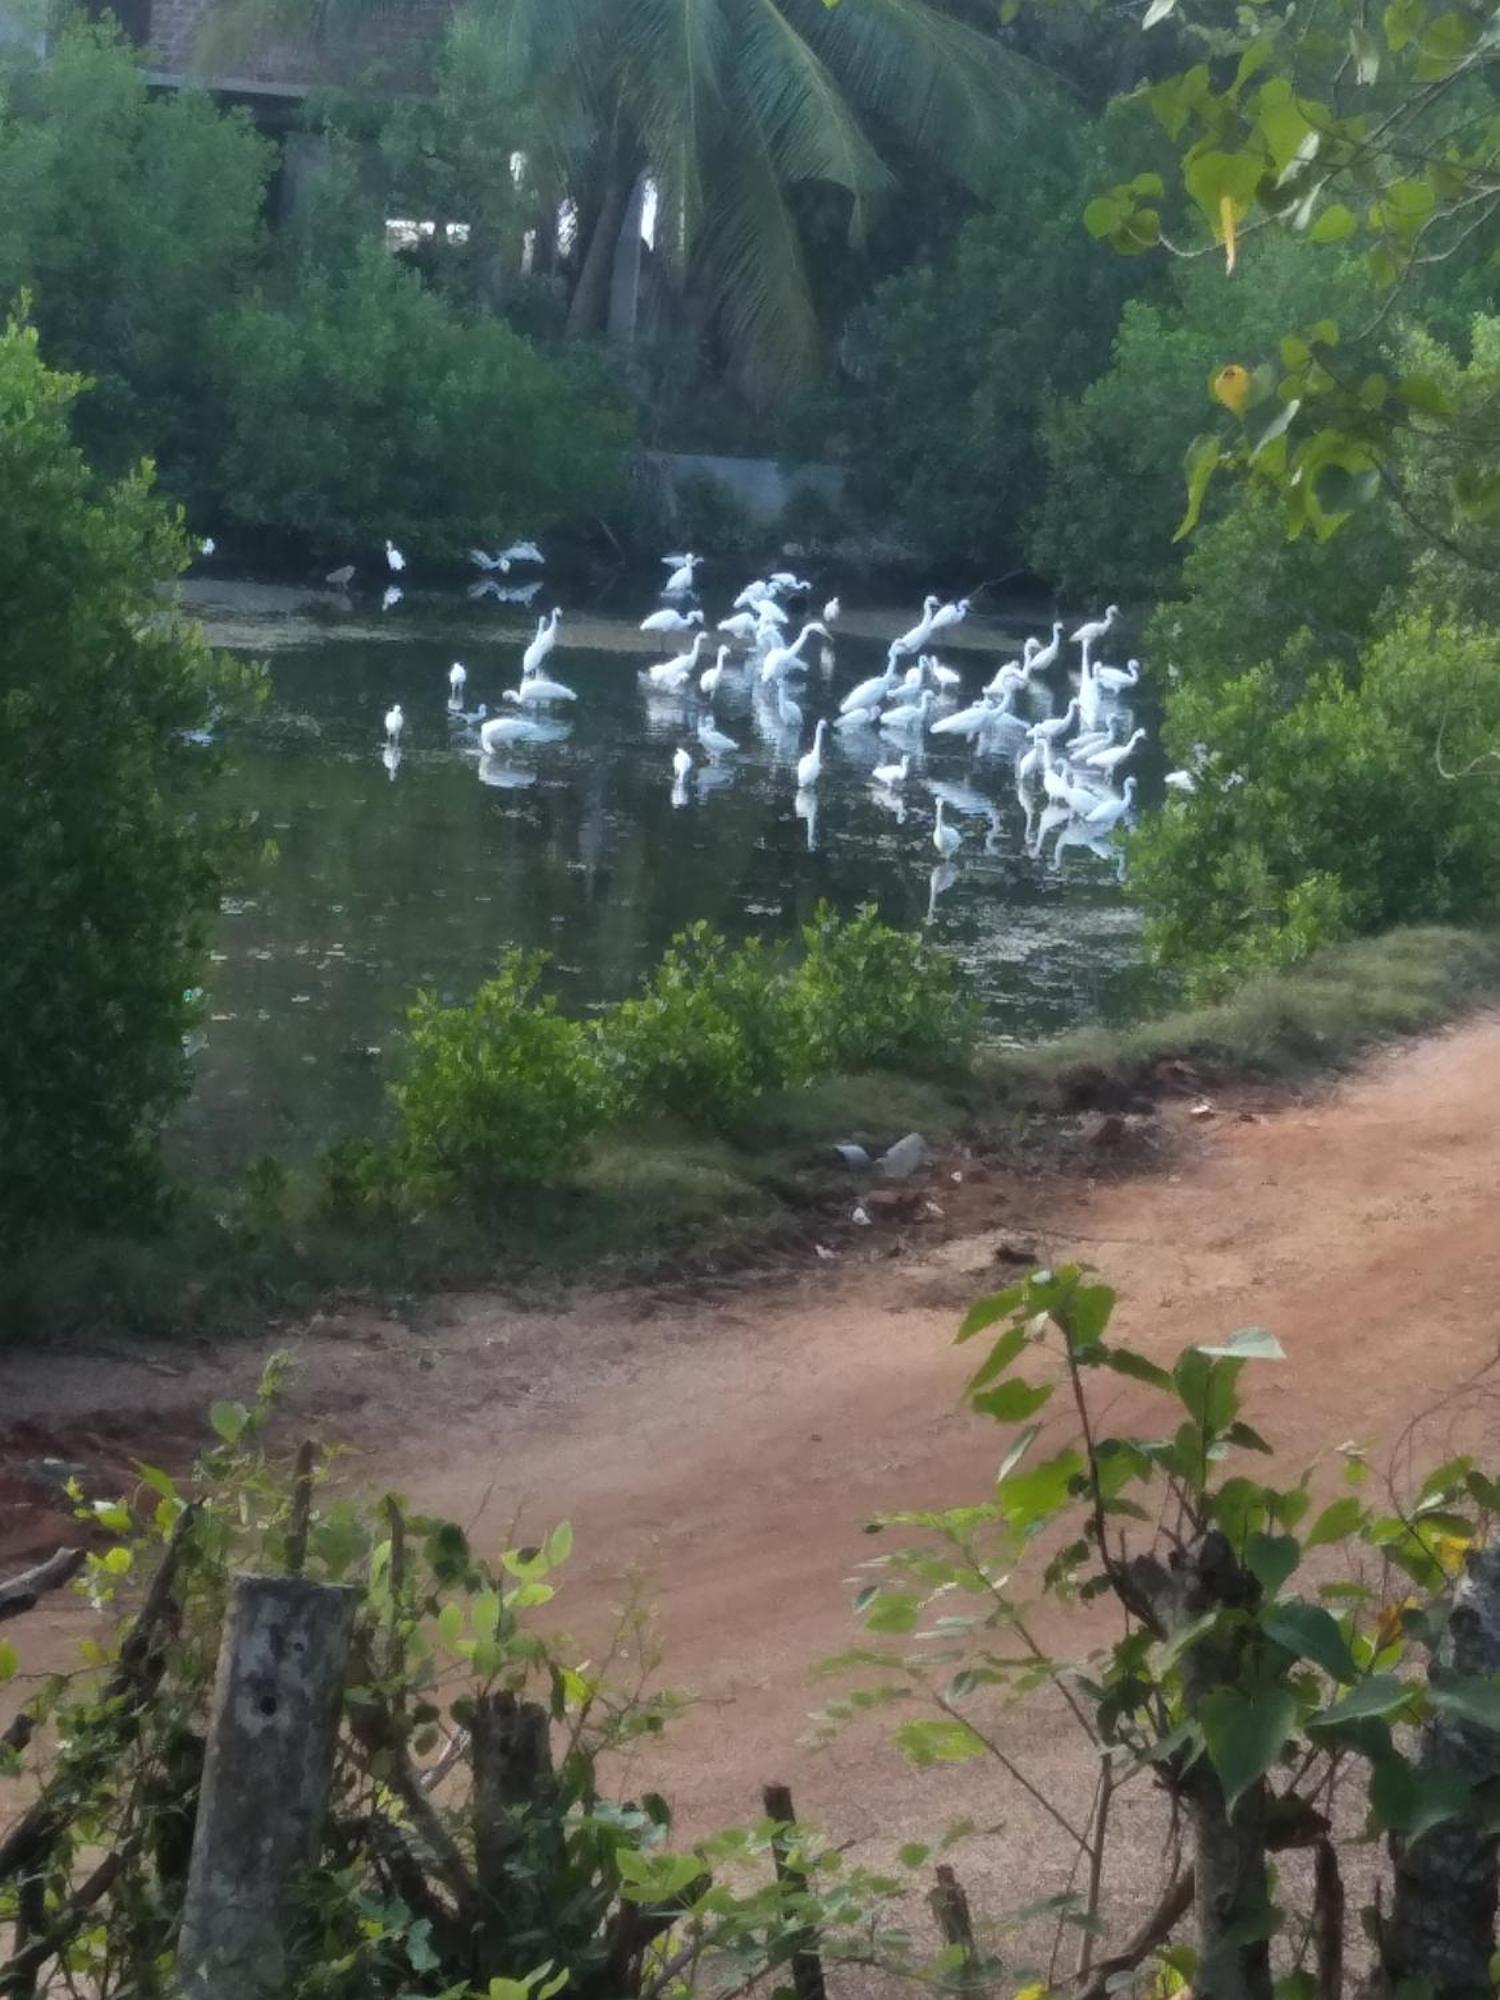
top-left (4, 923), bottom-right (1496, 1346)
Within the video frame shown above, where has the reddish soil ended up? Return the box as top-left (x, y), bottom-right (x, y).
top-left (5, 1015), bottom-right (1500, 1955)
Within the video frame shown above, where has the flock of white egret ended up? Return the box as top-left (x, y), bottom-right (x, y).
top-left (377, 541), bottom-right (1178, 905)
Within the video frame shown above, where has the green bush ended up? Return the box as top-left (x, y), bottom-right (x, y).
top-left (213, 238), bottom-right (630, 558)
top-left (392, 953), bottom-right (612, 1201)
top-left (0, 317), bottom-right (260, 1239)
top-left (845, 114), bottom-right (1136, 569)
top-left (788, 904), bottom-right (979, 1079)
top-left (1131, 611), bottom-right (1500, 992)
top-left (0, 25), bottom-right (270, 508)
top-left (603, 922), bottom-right (796, 1129)
top-left (1027, 236), bottom-right (1378, 600)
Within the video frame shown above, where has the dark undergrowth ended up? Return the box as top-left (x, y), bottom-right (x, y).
top-left (3, 925), bottom-right (1496, 1345)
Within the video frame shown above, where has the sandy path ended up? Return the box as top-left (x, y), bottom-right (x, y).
top-left (5, 1015), bottom-right (1500, 1949)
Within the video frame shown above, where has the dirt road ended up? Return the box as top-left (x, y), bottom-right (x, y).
top-left (5, 1015), bottom-right (1500, 1942)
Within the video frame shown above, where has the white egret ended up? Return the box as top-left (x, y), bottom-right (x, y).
top-left (641, 607), bottom-right (705, 635)
top-left (645, 631), bottom-right (709, 689)
top-left (1165, 769), bottom-right (1198, 794)
top-left (796, 718), bottom-right (830, 789)
top-left (925, 654), bottom-right (963, 691)
top-left (1087, 727), bottom-right (1147, 776)
top-left (522, 610), bottom-right (562, 677)
top-left (892, 594), bottom-right (941, 656)
top-left (823, 595), bottom-right (841, 625)
top-left (932, 798), bottom-right (962, 861)
top-left (930, 597), bottom-right (970, 634)
top-left (733, 579), bottom-right (773, 610)
top-left (880, 688), bottom-right (936, 734)
top-left (872, 754), bottom-right (909, 789)
top-left (770, 571), bottom-right (810, 594)
top-left (841, 655), bottom-right (901, 715)
top-left (760, 621), bottom-right (829, 682)
top-left (480, 712), bottom-right (550, 751)
top-left (717, 610), bottom-right (760, 640)
top-left (384, 702), bottom-right (404, 745)
top-left (1033, 698), bottom-right (1081, 744)
top-left (663, 554), bottom-right (702, 596)
top-left (699, 716), bottom-right (738, 760)
top-left (448, 661), bottom-right (467, 700)
top-left (834, 704), bottom-right (879, 734)
top-left (700, 645), bottom-right (732, 696)
top-left (385, 539), bottom-right (406, 573)
top-left (505, 671), bottom-right (577, 705)
top-left (1095, 657), bottom-right (1143, 695)
top-left (1029, 621), bottom-right (1065, 673)
top-left (1083, 777), bottom-right (1137, 833)
top-left (931, 693), bottom-right (1005, 738)
top-left (199, 535), bottom-right (215, 557)
top-left (777, 685), bottom-right (803, 733)
top-left (672, 746), bottom-right (693, 782)
top-left (1071, 604), bottom-right (1120, 650)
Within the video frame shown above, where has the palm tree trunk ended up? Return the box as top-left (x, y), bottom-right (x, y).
top-left (564, 164), bottom-right (636, 340)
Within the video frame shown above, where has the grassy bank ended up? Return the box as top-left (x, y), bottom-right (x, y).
top-left (4, 926), bottom-right (1496, 1344)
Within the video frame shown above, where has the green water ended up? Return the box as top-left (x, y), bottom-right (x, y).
top-left (178, 585), bottom-right (1151, 1172)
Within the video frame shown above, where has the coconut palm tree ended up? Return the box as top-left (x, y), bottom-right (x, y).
top-left (199, 0), bottom-right (1021, 393)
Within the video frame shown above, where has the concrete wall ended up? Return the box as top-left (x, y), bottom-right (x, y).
top-left (641, 451), bottom-right (846, 527)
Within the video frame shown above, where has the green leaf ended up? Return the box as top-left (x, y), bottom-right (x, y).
top-left (966, 1324), bottom-right (1029, 1394)
top-left (972, 1379), bottom-right (1055, 1423)
top-left (957, 1283), bottom-right (1028, 1342)
top-left (1175, 434), bottom-right (1221, 543)
top-left (0, 1640), bottom-right (16, 1682)
top-left (544, 1520), bottom-right (574, 1567)
top-left (863, 1591), bottom-right (921, 1634)
top-left (998, 1448), bottom-right (1084, 1529)
top-left (1384, 0), bottom-right (1425, 51)
top-left (1431, 1676), bottom-right (1500, 1734)
top-left (1199, 1328), bottom-right (1285, 1362)
top-left (1304, 1497), bottom-right (1365, 1550)
top-left (1097, 1345), bottom-right (1173, 1392)
top-left (1309, 202), bottom-right (1357, 244)
top-left (1398, 374), bottom-right (1457, 422)
top-left (472, 1589), bottom-right (501, 1644)
top-left (209, 1400), bottom-right (250, 1445)
top-left (1312, 1673), bottom-right (1411, 1728)
top-left (1262, 1601), bottom-right (1358, 1682)
top-left (1370, 1755), bottom-right (1471, 1837)
top-left (1199, 1685), bottom-right (1297, 1811)
top-left (894, 1718), bottom-right (988, 1766)
top-left (1083, 196), bottom-right (1123, 240)
top-left (898, 1842), bottom-right (931, 1869)
top-left (1247, 1532), bottom-right (1300, 1595)
top-left (437, 1601), bottom-right (465, 1650)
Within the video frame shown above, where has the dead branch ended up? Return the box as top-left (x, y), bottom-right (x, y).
top-left (0, 1549), bottom-right (85, 1625)
top-left (1074, 1868), bottom-right (1194, 2000)
top-left (284, 1441), bottom-right (316, 1578)
top-left (1313, 1837), bottom-right (1344, 2000)
top-left (0, 1850), bottom-right (124, 1997)
top-left (0, 1505), bottom-right (197, 1887)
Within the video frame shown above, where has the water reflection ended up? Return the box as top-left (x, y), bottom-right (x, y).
top-left (178, 594), bottom-right (1156, 1172)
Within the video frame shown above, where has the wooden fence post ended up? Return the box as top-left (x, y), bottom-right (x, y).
top-left (762, 1782), bottom-right (828, 2000)
top-left (177, 1574), bottom-right (356, 2000)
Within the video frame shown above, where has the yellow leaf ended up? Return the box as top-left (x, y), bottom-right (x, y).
top-left (1375, 1596), bottom-right (1417, 1650)
top-left (1434, 1532), bottom-right (1472, 1577)
top-left (1213, 364), bottom-right (1252, 415)
top-left (1220, 191), bottom-right (1238, 273)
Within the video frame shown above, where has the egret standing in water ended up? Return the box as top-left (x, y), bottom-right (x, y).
top-left (932, 797), bottom-right (962, 860)
top-left (797, 719), bottom-right (830, 789)
top-left (523, 610), bottom-right (562, 677)
top-left (448, 662), bottom-right (467, 703)
top-left (385, 539), bottom-right (406, 573)
top-left (384, 702), bottom-right (404, 746)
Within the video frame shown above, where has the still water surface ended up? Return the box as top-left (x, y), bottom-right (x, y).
top-left (180, 583), bottom-right (1153, 1172)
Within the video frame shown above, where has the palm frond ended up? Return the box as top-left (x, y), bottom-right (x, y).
top-left (696, 115), bottom-right (821, 394)
top-left (734, 0), bottom-right (892, 245)
top-left (617, 0), bottom-right (729, 242)
top-left (802, 0), bottom-right (1022, 189)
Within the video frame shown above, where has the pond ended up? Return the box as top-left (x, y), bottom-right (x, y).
top-left (178, 577), bottom-right (1158, 1174)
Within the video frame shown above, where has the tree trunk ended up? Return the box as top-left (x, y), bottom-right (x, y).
top-left (1380, 1546), bottom-right (1500, 2000)
top-left (566, 155), bottom-right (637, 342)
top-left (607, 173), bottom-right (648, 347)
top-left (1130, 1533), bottom-right (1274, 2000)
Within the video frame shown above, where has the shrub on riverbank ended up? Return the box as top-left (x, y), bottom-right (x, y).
top-left (0, 317), bottom-right (260, 1243)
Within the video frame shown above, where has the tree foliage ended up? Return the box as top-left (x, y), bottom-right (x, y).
top-left (0, 318), bottom-right (260, 1239)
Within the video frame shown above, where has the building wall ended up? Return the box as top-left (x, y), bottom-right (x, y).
top-left (146, 0), bottom-right (450, 92)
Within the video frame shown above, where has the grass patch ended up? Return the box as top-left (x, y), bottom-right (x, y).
top-left (981, 926), bottom-right (1500, 1106)
top-left (7, 926), bottom-right (1499, 1345)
